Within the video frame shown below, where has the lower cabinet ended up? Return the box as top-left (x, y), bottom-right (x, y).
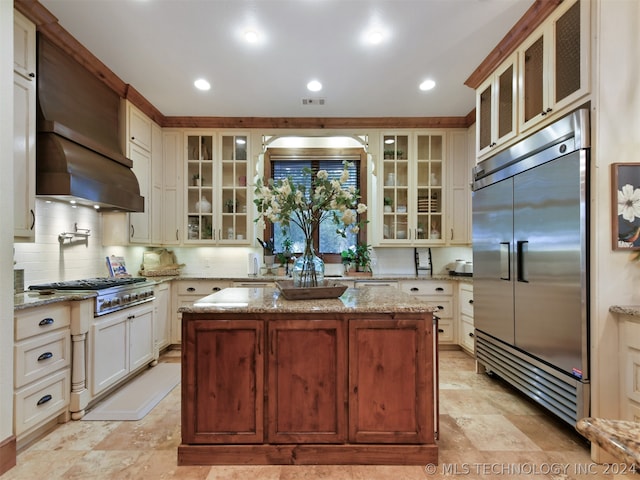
top-left (153, 282), bottom-right (171, 352)
top-left (171, 280), bottom-right (231, 344)
top-left (400, 280), bottom-right (455, 345)
top-left (14, 303), bottom-right (72, 439)
top-left (268, 319), bottom-right (346, 443)
top-left (458, 283), bottom-right (474, 354)
top-left (180, 310), bottom-right (436, 465)
top-left (182, 319), bottom-right (264, 444)
top-left (90, 302), bottom-right (154, 396)
top-left (618, 313), bottom-right (640, 421)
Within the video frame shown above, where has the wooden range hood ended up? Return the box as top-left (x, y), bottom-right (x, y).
top-left (36, 35), bottom-right (144, 212)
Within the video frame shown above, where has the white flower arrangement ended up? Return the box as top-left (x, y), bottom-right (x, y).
top-left (253, 163), bottom-right (367, 242)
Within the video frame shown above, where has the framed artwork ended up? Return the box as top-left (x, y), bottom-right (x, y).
top-left (612, 163), bottom-right (640, 250)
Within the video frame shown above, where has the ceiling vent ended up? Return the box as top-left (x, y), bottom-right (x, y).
top-left (301, 97), bottom-right (326, 106)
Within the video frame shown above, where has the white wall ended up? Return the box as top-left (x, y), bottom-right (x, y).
top-left (590, 0), bottom-right (640, 430)
top-left (1, 0), bottom-right (15, 451)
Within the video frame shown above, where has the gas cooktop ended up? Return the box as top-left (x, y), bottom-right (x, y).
top-left (29, 277), bottom-right (147, 291)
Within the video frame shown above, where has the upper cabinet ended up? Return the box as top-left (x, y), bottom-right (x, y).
top-left (377, 132), bottom-right (446, 246)
top-left (184, 132), bottom-right (250, 244)
top-left (476, 53), bottom-right (517, 158)
top-left (475, 0), bottom-right (590, 159)
top-left (518, 0), bottom-right (589, 133)
top-left (13, 10), bottom-right (36, 241)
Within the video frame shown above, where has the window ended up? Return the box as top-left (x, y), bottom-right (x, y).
top-left (264, 148), bottom-right (367, 261)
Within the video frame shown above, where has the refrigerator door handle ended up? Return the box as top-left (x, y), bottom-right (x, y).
top-left (517, 240), bottom-right (529, 283)
top-left (500, 242), bottom-right (511, 280)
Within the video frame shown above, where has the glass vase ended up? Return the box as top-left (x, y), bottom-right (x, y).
top-left (292, 241), bottom-right (324, 287)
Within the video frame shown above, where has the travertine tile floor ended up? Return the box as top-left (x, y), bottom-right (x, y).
top-left (2, 349), bottom-right (634, 479)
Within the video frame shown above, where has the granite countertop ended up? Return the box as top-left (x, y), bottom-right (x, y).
top-left (14, 291), bottom-right (96, 311)
top-left (179, 286), bottom-right (439, 314)
top-left (576, 418), bottom-right (640, 468)
top-left (610, 305), bottom-right (640, 317)
top-left (171, 273), bottom-right (473, 283)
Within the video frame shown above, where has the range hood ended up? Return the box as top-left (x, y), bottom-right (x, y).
top-left (36, 35), bottom-right (144, 212)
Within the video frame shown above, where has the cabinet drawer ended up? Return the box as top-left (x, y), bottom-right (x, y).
top-left (354, 281), bottom-right (398, 289)
top-left (460, 316), bottom-right (475, 353)
top-left (400, 281), bottom-right (452, 296)
top-left (176, 281), bottom-right (230, 296)
top-left (15, 303), bottom-right (71, 341)
top-left (626, 319), bottom-right (640, 350)
top-left (417, 297), bottom-right (453, 319)
top-left (15, 329), bottom-right (71, 389)
top-left (435, 319), bottom-right (454, 344)
top-left (460, 285), bottom-right (474, 317)
top-left (14, 368), bottom-right (70, 435)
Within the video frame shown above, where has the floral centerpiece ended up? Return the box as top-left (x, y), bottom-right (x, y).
top-left (254, 162), bottom-right (366, 287)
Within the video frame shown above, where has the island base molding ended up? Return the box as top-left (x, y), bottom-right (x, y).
top-left (177, 444), bottom-right (438, 465)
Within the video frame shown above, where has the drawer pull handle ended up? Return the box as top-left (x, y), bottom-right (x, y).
top-left (37, 352), bottom-right (53, 362)
top-left (212, 287), bottom-right (221, 291)
top-left (37, 394), bottom-right (52, 406)
top-left (39, 318), bottom-right (54, 326)
top-left (437, 305), bottom-right (444, 310)
top-left (435, 287), bottom-right (444, 292)
top-left (187, 287), bottom-right (196, 292)
top-left (410, 287), bottom-right (419, 292)
top-left (438, 328), bottom-right (444, 333)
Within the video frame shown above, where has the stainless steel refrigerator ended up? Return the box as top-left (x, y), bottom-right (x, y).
top-left (472, 109), bottom-right (590, 426)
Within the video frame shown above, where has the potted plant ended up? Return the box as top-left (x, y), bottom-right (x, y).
top-left (257, 238), bottom-right (275, 267)
top-left (384, 197), bottom-right (393, 212)
top-left (192, 173), bottom-right (201, 186)
top-left (342, 243), bottom-right (372, 276)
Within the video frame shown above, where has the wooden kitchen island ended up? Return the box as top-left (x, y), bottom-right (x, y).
top-left (178, 286), bottom-right (438, 465)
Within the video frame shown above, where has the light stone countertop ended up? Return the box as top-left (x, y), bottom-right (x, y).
top-left (170, 273), bottom-right (473, 283)
top-left (610, 305), bottom-right (640, 317)
top-left (179, 286), bottom-right (438, 314)
top-left (14, 291), bottom-right (96, 311)
top-left (576, 418), bottom-right (640, 468)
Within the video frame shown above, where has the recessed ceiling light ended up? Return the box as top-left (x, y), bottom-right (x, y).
top-left (307, 80), bottom-right (322, 92)
top-left (194, 78), bottom-right (211, 91)
top-left (419, 79), bottom-right (436, 91)
top-left (368, 30), bottom-right (384, 44)
top-left (244, 30), bottom-right (259, 43)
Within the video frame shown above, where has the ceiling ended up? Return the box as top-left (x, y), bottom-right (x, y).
top-left (39, 0), bottom-right (533, 119)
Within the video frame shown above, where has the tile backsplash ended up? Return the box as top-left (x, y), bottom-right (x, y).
top-left (14, 199), bottom-right (472, 286)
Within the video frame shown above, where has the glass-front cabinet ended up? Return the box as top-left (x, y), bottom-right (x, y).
top-left (185, 132), bottom-right (250, 244)
top-left (380, 132), bottom-right (445, 245)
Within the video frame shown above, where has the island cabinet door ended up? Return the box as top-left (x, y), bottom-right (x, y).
top-left (267, 319), bottom-right (347, 443)
top-left (182, 319), bottom-right (264, 444)
top-left (349, 318), bottom-right (434, 444)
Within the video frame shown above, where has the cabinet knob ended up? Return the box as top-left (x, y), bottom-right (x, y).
top-left (28, 72), bottom-right (35, 78)
top-left (469, 332), bottom-right (475, 338)
top-left (469, 299), bottom-right (474, 304)
top-left (438, 328), bottom-right (444, 333)
top-left (437, 305), bottom-right (444, 310)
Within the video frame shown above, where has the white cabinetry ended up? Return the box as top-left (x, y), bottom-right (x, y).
top-left (378, 133), bottom-right (445, 246)
top-left (400, 280), bottom-right (454, 345)
top-left (14, 303), bottom-right (71, 438)
top-left (184, 132), bottom-right (251, 244)
top-left (154, 282), bottom-right (171, 353)
top-left (476, 53), bottom-right (518, 158)
top-left (13, 10), bottom-right (36, 241)
top-left (90, 303), bottom-right (154, 396)
top-left (458, 283), bottom-right (474, 354)
top-left (619, 314), bottom-right (640, 422)
top-left (162, 131), bottom-right (183, 244)
top-left (171, 280), bottom-right (231, 343)
top-left (447, 130), bottom-right (472, 245)
top-left (126, 102), bottom-right (153, 244)
top-left (518, 0), bottom-right (589, 133)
